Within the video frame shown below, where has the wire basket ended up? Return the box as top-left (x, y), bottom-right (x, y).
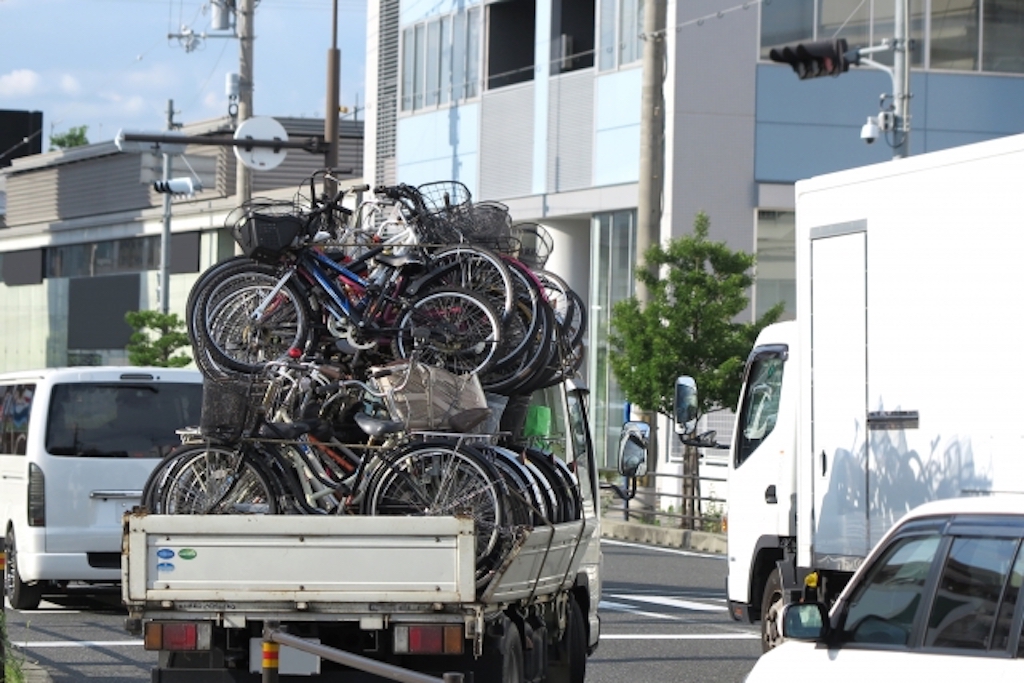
top-left (199, 378), bottom-right (262, 443)
top-left (372, 361), bottom-right (490, 432)
top-left (511, 223), bottom-right (554, 269)
top-left (227, 198), bottom-right (308, 264)
top-left (455, 201), bottom-right (518, 254)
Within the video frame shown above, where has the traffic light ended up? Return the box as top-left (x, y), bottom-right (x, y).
top-left (153, 178), bottom-right (201, 195)
top-left (769, 38), bottom-right (850, 80)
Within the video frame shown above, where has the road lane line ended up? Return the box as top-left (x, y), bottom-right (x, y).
top-left (601, 633), bottom-right (758, 640)
top-left (601, 539), bottom-right (724, 559)
top-left (599, 600), bottom-right (685, 621)
top-left (609, 593), bottom-right (726, 612)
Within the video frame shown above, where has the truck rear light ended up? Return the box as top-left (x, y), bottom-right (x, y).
top-left (143, 622), bottom-right (212, 651)
top-left (28, 463), bottom-right (45, 527)
top-left (393, 625), bottom-right (463, 655)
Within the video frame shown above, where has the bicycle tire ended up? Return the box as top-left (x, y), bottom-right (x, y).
top-left (480, 299), bottom-right (558, 395)
top-left (154, 444), bottom-right (281, 514)
top-left (198, 265), bottom-right (312, 374)
top-left (420, 245), bottom-right (515, 319)
top-left (360, 441), bottom-right (506, 574)
top-left (472, 444), bottom-right (553, 527)
top-left (493, 257), bottom-right (544, 367)
top-left (395, 286), bottom-right (503, 376)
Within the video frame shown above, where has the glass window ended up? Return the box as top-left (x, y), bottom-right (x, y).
top-left (925, 536), bottom-right (1019, 650)
top-left (589, 209), bottom-right (636, 468)
top-left (755, 210), bottom-right (795, 321)
top-left (931, 0), bottom-right (980, 70)
top-left (402, 27), bottom-right (415, 111)
top-left (734, 354), bottom-right (785, 467)
top-left (439, 16), bottom-right (452, 105)
top-left (402, 8), bottom-right (481, 113)
top-left (983, 0), bottom-right (1024, 73)
top-left (761, 0), bottom-right (814, 58)
top-left (453, 11), bottom-right (467, 101)
top-left (839, 534), bottom-right (942, 646)
top-left (414, 24), bottom-right (426, 110)
top-left (0, 383), bottom-right (36, 455)
top-left (467, 7), bottom-right (481, 97)
top-left (45, 236), bottom-right (161, 279)
top-left (598, 0), bottom-right (642, 70)
top-left (993, 541), bottom-right (1024, 652)
top-left (45, 382), bottom-right (202, 459)
top-left (426, 20), bottom-right (441, 107)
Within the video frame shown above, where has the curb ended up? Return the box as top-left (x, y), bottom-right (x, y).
top-left (601, 519), bottom-right (727, 555)
top-left (17, 660), bottom-right (53, 683)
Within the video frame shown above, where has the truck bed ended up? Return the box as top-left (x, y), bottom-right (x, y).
top-left (122, 512), bottom-right (596, 622)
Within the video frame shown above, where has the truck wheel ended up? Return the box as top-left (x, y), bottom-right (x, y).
top-left (477, 616), bottom-right (524, 683)
top-left (5, 529), bottom-right (43, 610)
top-left (760, 568), bottom-right (784, 652)
top-left (548, 596), bottom-right (586, 683)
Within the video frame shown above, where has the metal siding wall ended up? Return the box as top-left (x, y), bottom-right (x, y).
top-left (56, 154), bottom-right (151, 221)
top-left (479, 86), bottom-right (535, 199)
top-left (546, 71), bottom-right (594, 193)
top-left (376, 0), bottom-right (400, 186)
top-left (5, 168), bottom-right (59, 225)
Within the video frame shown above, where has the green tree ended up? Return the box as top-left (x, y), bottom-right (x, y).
top-left (49, 125), bottom-right (89, 150)
top-left (609, 211), bottom-right (784, 528)
top-left (125, 310), bottom-right (193, 368)
top-left (609, 211), bottom-right (784, 420)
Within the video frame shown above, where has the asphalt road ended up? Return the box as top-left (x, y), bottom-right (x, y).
top-left (4, 540), bottom-right (762, 683)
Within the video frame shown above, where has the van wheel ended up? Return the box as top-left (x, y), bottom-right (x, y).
top-left (5, 530), bottom-right (43, 610)
top-left (760, 568), bottom-right (784, 652)
top-left (548, 596), bottom-right (587, 683)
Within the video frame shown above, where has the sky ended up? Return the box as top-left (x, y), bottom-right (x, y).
top-left (0, 0), bottom-right (368, 148)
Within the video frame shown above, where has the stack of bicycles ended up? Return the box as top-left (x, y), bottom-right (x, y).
top-left (144, 172), bottom-right (589, 586)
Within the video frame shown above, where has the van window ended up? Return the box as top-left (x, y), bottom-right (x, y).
top-left (45, 382), bottom-right (202, 458)
top-left (0, 383), bottom-right (36, 455)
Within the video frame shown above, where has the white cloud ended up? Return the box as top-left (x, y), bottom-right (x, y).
top-left (0, 69), bottom-right (41, 97)
top-left (59, 74), bottom-right (81, 95)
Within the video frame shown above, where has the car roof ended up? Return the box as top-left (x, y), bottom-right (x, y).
top-left (898, 494), bottom-right (1024, 522)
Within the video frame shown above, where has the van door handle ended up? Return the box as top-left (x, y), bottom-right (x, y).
top-left (765, 485), bottom-right (777, 504)
top-left (90, 490), bottom-right (143, 500)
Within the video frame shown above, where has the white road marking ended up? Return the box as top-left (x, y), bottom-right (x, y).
top-left (609, 593), bottom-right (726, 612)
top-left (601, 633), bottom-right (758, 640)
top-left (14, 640), bottom-right (143, 648)
top-left (601, 538), bottom-right (724, 559)
top-left (599, 600), bottom-right (685, 621)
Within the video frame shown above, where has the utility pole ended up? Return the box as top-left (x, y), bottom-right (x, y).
top-left (635, 0), bottom-right (667, 508)
top-left (892, 0), bottom-right (910, 158)
top-left (159, 99), bottom-right (175, 314)
top-left (236, 0), bottom-right (255, 205)
top-left (325, 0), bottom-right (341, 198)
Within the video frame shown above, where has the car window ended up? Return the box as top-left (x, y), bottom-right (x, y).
top-left (839, 534), bottom-right (942, 646)
top-left (924, 536), bottom-right (1020, 650)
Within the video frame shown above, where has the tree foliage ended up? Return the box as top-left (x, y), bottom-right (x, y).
top-left (49, 125), bottom-right (89, 151)
top-left (609, 211), bottom-right (784, 419)
top-left (125, 310), bottom-right (193, 368)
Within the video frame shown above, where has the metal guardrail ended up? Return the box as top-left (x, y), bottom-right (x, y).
top-left (602, 468), bottom-right (727, 532)
top-left (261, 622), bottom-right (465, 683)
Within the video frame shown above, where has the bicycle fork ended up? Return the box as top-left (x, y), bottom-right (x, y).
top-left (250, 267), bottom-right (297, 322)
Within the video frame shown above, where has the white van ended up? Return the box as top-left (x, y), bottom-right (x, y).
top-left (1, 366), bottom-right (203, 609)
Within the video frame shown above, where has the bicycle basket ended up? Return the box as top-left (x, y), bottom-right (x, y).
top-left (199, 378), bottom-right (260, 443)
top-left (416, 181), bottom-right (472, 215)
top-left (373, 361), bottom-right (489, 432)
top-left (229, 199), bottom-right (307, 263)
top-left (511, 222), bottom-right (554, 269)
top-left (456, 201), bottom-right (518, 253)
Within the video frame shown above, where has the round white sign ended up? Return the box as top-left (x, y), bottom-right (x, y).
top-left (233, 116), bottom-right (288, 171)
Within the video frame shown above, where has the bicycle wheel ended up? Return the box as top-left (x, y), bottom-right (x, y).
top-left (362, 442), bottom-right (506, 572)
top-left (198, 266), bottom-right (312, 374)
top-left (421, 245), bottom-right (514, 319)
top-left (154, 445), bottom-right (280, 514)
top-left (395, 286), bottom-right (503, 376)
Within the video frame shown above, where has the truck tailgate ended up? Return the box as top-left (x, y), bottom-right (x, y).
top-left (123, 513), bottom-right (477, 606)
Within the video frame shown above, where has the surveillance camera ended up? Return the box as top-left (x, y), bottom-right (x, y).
top-left (860, 116), bottom-right (880, 144)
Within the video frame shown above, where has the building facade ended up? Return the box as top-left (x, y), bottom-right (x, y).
top-left (362, 0), bottom-right (1024, 467)
top-left (0, 116), bottom-right (363, 371)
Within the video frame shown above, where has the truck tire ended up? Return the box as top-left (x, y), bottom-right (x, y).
top-left (5, 529), bottom-right (43, 610)
top-left (760, 567), bottom-right (784, 652)
top-left (548, 596), bottom-right (586, 683)
top-left (477, 615), bottom-right (525, 683)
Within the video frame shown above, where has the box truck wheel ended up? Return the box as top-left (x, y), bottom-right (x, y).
top-left (548, 595), bottom-right (586, 683)
top-left (5, 529), bottom-right (43, 610)
top-left (760, 568), bottom-right (783, 652)
top-left (479, 615), bottom-right (525, 683)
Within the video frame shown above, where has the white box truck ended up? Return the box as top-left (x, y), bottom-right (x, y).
top-left (674, 133), bottom-right (1024, 650)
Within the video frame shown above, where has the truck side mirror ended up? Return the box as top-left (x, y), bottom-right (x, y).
top-left (674, 377), bottom-right (699, 437)
top-left (617, 421), bottom-right (649, 478)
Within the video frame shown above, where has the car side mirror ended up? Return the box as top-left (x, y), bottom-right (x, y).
top-left (674, 377), bottom-right (699, 438)
top-left (617, 421), bottom-right (649, 478)
top-left (780, 603), bottom-right (828, 641)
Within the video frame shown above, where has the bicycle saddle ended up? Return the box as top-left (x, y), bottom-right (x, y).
top-left (354, 412), bottom-right (405, 438)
